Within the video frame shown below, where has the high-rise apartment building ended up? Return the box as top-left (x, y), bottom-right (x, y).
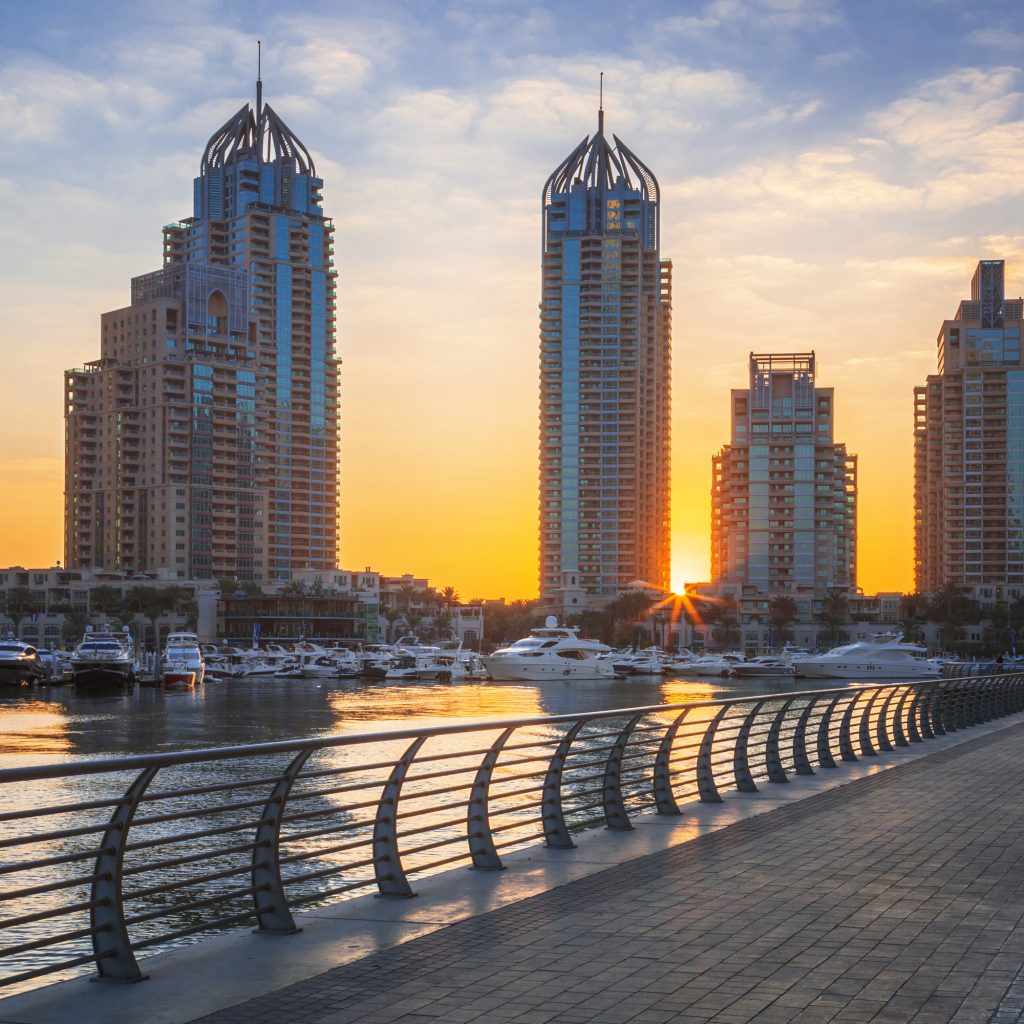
top-left (914, 260), bottom-right (1024, 593)
top-left (711, 353), bottom-right (857, 595)
top-left (65, 80), bottom-right (338, 581)
top-left (539, 108), bottom-right (672, 603)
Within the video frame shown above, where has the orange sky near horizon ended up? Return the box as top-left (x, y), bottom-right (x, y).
top-left (2, 14), bottom-right (1023, 603)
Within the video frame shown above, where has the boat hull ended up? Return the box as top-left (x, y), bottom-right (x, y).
top-left (72, 665), bottom-right (135, 692)
top-left (793, 662), bottom-right (940, 679)
top-left (484, 659), bottom-right (616, 682)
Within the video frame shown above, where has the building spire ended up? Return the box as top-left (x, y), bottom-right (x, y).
top-left (598, 71), bottom-right (604, 134)
top-left (256, 39), bottom-right (263, 119)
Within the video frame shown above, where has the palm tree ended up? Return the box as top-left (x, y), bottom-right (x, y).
top-left (926, 581), bottom-right (977, 653)
top-left (816, 589), bottom-right (849, 649)
top-left (767, 596), bottom-right (798, 648)
top-left (440, 586), bottom-right (459, 607)
top-left (3, 586), bottom-right (33, 638)
top-left (899, 593), bottom-right (929, 644)
top-left (89, 585), bottom-right (124, 621)
top-left (709, 597), bottom-right (741, 650)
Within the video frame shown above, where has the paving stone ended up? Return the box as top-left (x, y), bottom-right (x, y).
top-left (189, 721), bottom-right (1024, 1024)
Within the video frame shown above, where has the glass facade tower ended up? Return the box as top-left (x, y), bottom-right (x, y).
top-left (539, 110), bottom-right (672, 602)
top-left (711, 353), bottom-right (857, 595)
top-left (914, 260), bottom-right (1024, 592)
top-left (65, 82), bottom-right (338, 581)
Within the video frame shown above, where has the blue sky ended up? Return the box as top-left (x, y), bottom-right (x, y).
top-left (2, 0), bottom-right (1023, 595)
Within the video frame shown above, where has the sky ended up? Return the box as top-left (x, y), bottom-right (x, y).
top-left (1, 0), bottom-right (1023, 600)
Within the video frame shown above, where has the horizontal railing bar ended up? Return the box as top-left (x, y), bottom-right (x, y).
top-left (124, 818), bottom-right (272, 852)
top-left (0, 847), bottom-right (110, 876)
top-left (286, 778), bottom-right (389, 802)
top-left (0, 796), bottom-right (126, 824)
top-left (3, 681), bottom-right (943, 783)
top-left (393, 817), bottom-right (465, 842)
top-left (0, 896), bottom-right (105, 931)
top-left (123, 884), bottom-right (266, 927)
top-left (405, 850), bottom-right (475, 876)
top-left (0, 949), bottom-right (111, 988)
top-left (132, 796), bottom-right (273, 827)
top-left (0, 820), bottom-right (110, 849)
top-left (144, 774), bottom-right (286, 802)
top-left (0, 922), bottom-right (101, 959)
top-left (132, 910), bottom-right (257, 951)
top-left (278, 836), bottom-right (366, 865)
top-left (122, 840), bottom-right (263, 878)
top-left (283, 856), bottom-right (376, 886)
top-left (288, 878), bottom-right (373, 907)
top-left (0, 872), bottom-right (100, 902)
top-left (125, 861), bottom-right (268, 902)
top-left (280, 800), bottom-right (379, 827)
top-left (395, 797), bottom-right (467, 821)
top-left (280, 818), bottom-right (374, 844)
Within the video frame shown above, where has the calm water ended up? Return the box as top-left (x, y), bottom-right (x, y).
top-left (0, 671), bottom-right (826, 994)
top-left (0, 671), bottom-right (819, 769)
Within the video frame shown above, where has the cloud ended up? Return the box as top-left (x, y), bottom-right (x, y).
top-left (965, 27), bottom-right (1024, 50)
top-left (663, 0), bottom-right (844, 35)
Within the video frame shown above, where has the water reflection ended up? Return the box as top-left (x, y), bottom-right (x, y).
top-left (0, 672), bottom-right (834, 768)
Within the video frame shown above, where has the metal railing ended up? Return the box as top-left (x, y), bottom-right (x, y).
top-left (0, 673), bottom-right (1021, 993)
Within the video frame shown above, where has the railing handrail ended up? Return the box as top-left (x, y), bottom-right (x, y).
top-left (1, 672), bottom-right (1020, 994)
top-left (0, 677), bottom-right (968, 784)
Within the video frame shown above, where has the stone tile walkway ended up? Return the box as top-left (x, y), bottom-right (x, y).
top-left (191, 721), bottom-right (1024, 1024)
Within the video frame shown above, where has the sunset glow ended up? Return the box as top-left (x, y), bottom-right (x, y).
top-left (2, 2), bottom-right (1023, 599)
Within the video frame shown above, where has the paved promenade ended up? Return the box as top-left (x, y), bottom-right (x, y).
top-left (5, 718), bottom-right (1024, 1024)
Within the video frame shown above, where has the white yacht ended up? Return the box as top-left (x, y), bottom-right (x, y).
top-left (484, 618), bottom-right (614, 681)
top-left (0, 639), bottom-right (44, 686)
top-left (684, 653), bottom-right (747, 677)
top-left (791, 633), bottom-right (940, 679)
top-left (729, 655), bottom-right (796, 678)
top-left (612, 647), bottom-right (668, 676)
top-left (71, 626), bottom-right (135, 691)
top-left (161, 632), bottom-right (205, 688)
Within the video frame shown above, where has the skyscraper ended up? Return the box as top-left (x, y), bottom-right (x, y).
top-left (914, 260), bottom-right (1024, 593)
top-left (711, 353), bottom-right (857, 595)
top-left (539, 107), bottom-right (672, 605)
top-left (65, 77), bottom-right (338, 581)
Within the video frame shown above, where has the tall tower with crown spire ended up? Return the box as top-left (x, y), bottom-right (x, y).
top-left (65, 79), bottom-right (338, 582)
top-left (539, 107), bottom-right (672, 606)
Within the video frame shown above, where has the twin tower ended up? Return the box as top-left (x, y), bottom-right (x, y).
top-left (63, 89), bottom-right (673, 598)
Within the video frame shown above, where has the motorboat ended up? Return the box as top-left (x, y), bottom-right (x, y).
top-left (729, 656), bottom-right (796, 678)
top-left (0, 640), bottom-right (45, 686)
top-left (483, 618), bottom-right (615, 681)
top-left (71, 626), bottom-right (136, 692)
top-left (612, 647), bottom-right (668, 676)
top-left (684, 653), bottom-right (748, 677)
top-left (791, 633), bottom-right (941, 679)
top-left (161, 632), bottom-right (205, 689)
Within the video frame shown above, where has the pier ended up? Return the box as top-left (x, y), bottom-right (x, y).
top-left (2, 678), bottom-right (1023, 1024)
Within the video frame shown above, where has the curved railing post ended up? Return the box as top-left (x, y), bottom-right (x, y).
top-left (857, 689), bottom-right (882, 757)
top-left (891, 687), bottom-right (912, 747)
top-left (468, 727), bottom-right (515, 870)
top-left (604, 714), bottom-right (644, 830)
top-left (91, 765), bottom-right (159, 981)
top-left (938, 681), bottom-right (959, 734)
top-left (875, 688), bottom-right (896, 752)
top-left (252, 748), bottom-right (315, 932)
top-left (373, 736), bottom-right (427, 897)
top-left (653, 709), bottom-right (690, 814)
top-left (791, 697), bottom-right (818, 776)
top-left (733, 701), bottom-right (766, 792)
top-left (765, 699), bottom-right (795, 784)
top-left (838, 694), bottom-right (859, 762)
top-left (542, 720), bottom-right (586, 848)
top-left (696, 706), bottom-right (729, 803)
top-left (919, 682), bottom-right (939, 739)
top-left (816, 694), bottom-right (844, 768)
